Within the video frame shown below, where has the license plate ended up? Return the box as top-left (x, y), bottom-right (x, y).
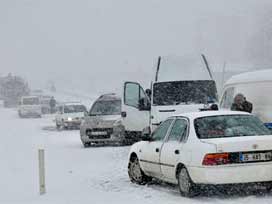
top-left (90, 131), bottom-right (107, 136)
top-left (240, 152), bottom-right (272, 162)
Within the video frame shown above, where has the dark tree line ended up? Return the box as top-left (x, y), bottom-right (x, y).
top-left (0, 74), bottom-right (30, 107)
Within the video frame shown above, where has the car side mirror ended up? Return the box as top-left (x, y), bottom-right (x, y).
top-left (121, 111), bottom-right (127, 118)
top-left (141, 127), bottom-right (152, 141)
top-left (210, 104), bottom-right (219, 111)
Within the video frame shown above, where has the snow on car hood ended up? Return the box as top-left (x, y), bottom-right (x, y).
top-left (63, 112), bottom-right (85, 119)
top-left (84, 115), bottom-right (121, 128)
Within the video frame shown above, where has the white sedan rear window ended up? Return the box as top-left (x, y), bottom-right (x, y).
top-left (194, 115), bottom-right (271, 139)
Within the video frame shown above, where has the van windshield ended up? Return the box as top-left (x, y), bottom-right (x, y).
top-left (22, 97), bottom-right (39, 105)
top-left (153, 80), bottom-right (217, 106)
top-left (90, 100), bottom-right (121, 116)
top-left (194, 115), bottom-right (271, 139)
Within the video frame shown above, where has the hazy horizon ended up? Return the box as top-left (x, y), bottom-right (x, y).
top-left (1, 0), bottom-right (272, 94)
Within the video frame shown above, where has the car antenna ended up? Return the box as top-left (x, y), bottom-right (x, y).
top-left (155, 56), bottom-right (161, 82)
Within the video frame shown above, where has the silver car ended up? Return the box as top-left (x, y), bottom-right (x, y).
top-left (80, 94), bottom-right (138, 147)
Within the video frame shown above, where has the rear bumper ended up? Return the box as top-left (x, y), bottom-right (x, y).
top-left (188, 163), bottom-right (272, 185)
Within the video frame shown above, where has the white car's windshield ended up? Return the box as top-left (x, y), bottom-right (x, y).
top-left (22, 97), bottom-right (39, 105)
top-left (64, 105), bottom-right (86, 113)
top-left (153, 80), bottom-right (217, 106)
top-left (195, 115), bottom-right (271, 139)
top-left (90, 100), bottom-right (121, 116)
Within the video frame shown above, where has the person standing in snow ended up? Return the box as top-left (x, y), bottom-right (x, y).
top-left (49, 96), bottom-right (56, 114)
top-left (231, 93), bottom-right (253, 113)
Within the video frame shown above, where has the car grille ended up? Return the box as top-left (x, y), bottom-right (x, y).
top-left (87, 128), bottom-right (113, 139)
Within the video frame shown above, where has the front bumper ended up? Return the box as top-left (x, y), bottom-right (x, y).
top-left (188, 162), bottom-right (272, 185)
top-left (80, 126), bottom-right (126, 144)
top-left (63, 120), bottom-right (82, 128)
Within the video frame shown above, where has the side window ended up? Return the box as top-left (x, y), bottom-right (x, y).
top-left (168, 119), bottom-right (188, 142)
top-left (152, 119), bottom-right (173, 141)
top-left (124, 82), bottom-right (140, 108)
top-left (221, 87), bottom-right (235, 109)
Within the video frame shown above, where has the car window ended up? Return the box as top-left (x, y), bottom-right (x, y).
top-left (168, 119), bottom-right (188, 142)
top-left (152, 119), bottom-right (173, 141)
top-left (194, 115), bottom-right (271, 139)
top-left (125, 82), bottom-right (140, 108)
top-left (220, 87), bottom-right (235, 109)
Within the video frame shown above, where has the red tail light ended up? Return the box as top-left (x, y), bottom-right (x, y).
top-left (202, 153), bottom-right (230, 166)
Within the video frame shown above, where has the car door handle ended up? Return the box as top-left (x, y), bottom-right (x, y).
top-left (175, 150), bottom-right (180, 155)
top-left (155, 148), bottom-right (160, 153)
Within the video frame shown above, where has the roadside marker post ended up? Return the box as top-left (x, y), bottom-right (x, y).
top-left (38, 149), bottom-right (46, 195)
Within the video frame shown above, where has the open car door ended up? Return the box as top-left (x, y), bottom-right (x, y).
top-left (122, 82), bottom-right (150, 134)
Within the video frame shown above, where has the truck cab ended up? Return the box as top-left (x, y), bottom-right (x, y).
top-left (122, 55), bottom-right (218, 131)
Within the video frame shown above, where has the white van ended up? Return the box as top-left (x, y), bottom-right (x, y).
top-left (122, 55), bottom-right (218, 131)
top-left (220, 69), bottom-right (272, 129)
top-left (18, 96), bottom-right (42, 118)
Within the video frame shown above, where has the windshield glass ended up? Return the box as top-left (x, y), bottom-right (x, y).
top-left (22, 97), bottom-right (39, 105)
top-left (64, 105), bottom-right (86, 113)
top-left (90, 100), bottom-right (121, 116)
top-left (194, 115), bottom-right (271, 139)
top-left (153, 80), bottom-right (217, 106)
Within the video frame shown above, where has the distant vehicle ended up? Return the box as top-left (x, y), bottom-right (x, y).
top-left (18, 96), bottom-right (42, 118)
top-left (220, 69), bottom-right (272, 129)
top-left (128, 111), bottom-right (272, 197)
top-left (122, 55), bottom-right (218, 132)
top-left (55, 102), bottom-right (87, 129)
top-left (80, 93), bottom-right (147, 147)
top-left (40, 95), bottom-right (53, 114)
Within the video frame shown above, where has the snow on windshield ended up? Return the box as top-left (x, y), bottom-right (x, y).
top-left (153, 80), bottom-right (217, 106)
top-left (22, 97), bottom-right (39, 105)
top-left (90, 100), bottom-right (121, 116)
top-left (195, 115), bottom-right (271, 139)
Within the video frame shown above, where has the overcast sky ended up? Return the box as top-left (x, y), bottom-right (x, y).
top-left (1, 0), bottom-right (272, 94)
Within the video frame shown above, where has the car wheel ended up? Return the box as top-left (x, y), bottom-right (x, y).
top-left (128, 156), bottom-right (151, 185)
top-left (178, 167), bottom-right (198, 197)
top-left (83, 142), bottom-right (90, 148)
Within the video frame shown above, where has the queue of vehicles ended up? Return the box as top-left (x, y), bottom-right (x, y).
top-left (14, 55), bottom-right (272, 197)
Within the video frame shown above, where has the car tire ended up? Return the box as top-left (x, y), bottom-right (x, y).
top-left (83, 142), bottom-right (90, 148)
top-left (128, 156), bottom-right (151, 185)
top-left (177, 167), bottom-right (198, 197)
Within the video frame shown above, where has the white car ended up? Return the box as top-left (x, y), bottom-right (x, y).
top-left (55, 102), bottom-right (87, 129)
top-left (128, 111), bottom-right (272, 197)
top-left (18, 96), bottom-right (42, 118)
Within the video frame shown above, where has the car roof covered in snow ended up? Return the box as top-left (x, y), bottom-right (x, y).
top-left (225, 69), bottom-right (272, 85)
top-left (21, 95), bottom-right (39, 99)
top-left (96, 93), bottom-right (121, 101)
top-left (61, 102), bottom-right (84, 106)
top-left (172, 110), bottom-right (250, 120)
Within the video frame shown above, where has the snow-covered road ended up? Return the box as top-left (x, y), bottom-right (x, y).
top-left (1, 107), bottom-right (272, 204)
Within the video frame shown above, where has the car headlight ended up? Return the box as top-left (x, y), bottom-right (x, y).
top-left (67, 117), bottom-right (72, 121)
top-left (113, 119), bottom-right (122, 127)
